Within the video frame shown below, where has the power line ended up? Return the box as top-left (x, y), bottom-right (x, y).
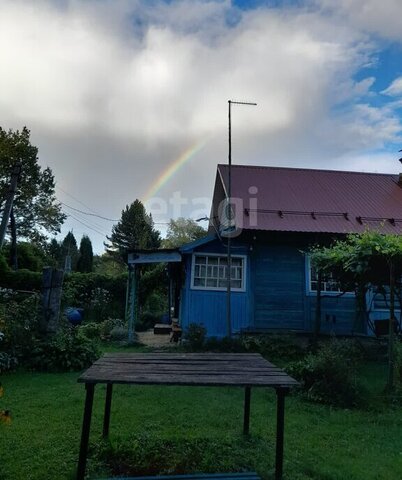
top-left (56, 185), bottom-right (102, 215)
top-left (66, 213), bottom-right (107, 237)
top-left (60, 201), bottom-right (119, 222)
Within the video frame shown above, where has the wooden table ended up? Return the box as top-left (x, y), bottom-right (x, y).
top-left (76, 353), bottom-right (299, 480)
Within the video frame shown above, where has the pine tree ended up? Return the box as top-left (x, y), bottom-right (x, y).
top-left (77, 235), bottom-right (94, 273)
top-left (105, 200), bottom-right (160, 263)
top-left (61, 231), bottom-right (78, 271)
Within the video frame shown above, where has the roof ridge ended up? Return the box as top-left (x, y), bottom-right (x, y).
top-left (217, 163), bottom-right (398, 177)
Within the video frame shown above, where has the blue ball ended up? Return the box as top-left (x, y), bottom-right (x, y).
top-left (65, 308), bottom-right (83, 325)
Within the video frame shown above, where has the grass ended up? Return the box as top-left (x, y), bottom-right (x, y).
top-left (1, 348), bottom-right (402, 480)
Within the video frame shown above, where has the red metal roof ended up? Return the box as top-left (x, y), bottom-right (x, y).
top-left (217, 164), bottom-right (402, 234)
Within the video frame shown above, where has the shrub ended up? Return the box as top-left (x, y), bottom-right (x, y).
top-left (95, 434), bottom-right (260, 477)
top-left (204, 336), bottom-right (245, 352)
top-left (0, 289), bottom-right (40, 362)
top-left (394, 338), bottom-right (402, 400)
top-left (32, 327), bottom-right (99, 372)
top-left (241, 334), bottom-right (306, 360)
top-left (110, 326), bottom-right (128, 341)
top-left (99, 318), bottom-right (125, 338)
top-left (185, 323), bottom-right (206, 350)
top-left (136, 311), bottom-right (161, 332)
top-left (0, 352), bottom-right (18, 374)
top-left (78, 322), bottom-right (102, 340)
top-left (287, 339), bottom-right (365, 408)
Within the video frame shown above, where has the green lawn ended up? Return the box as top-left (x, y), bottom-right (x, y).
top-left (1, 352), bottom-right (401, 480)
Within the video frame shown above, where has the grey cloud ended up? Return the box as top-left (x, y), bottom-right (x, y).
top-left (0, 0), bottom-right (401, 252)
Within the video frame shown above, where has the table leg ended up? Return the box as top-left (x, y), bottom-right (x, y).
top-left (275, 388), bottom-right (287, 480)
top-left (103, 383), bottom-right (113, 438)
top-left (243, 386), bottom-right (251, 435)
top-left (76, 383), bottom-right (95, 480)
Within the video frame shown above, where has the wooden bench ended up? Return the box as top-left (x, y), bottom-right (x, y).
top-left (101, 473), bottom-right (260, 480)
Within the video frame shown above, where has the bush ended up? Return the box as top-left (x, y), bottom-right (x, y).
top-left (287, 339), bottom-right (365, 408)
top-left (204, 336), bottom-right (245, 352)
top-left (99, 318), bottom-right (125, 338)
top-left (185, 323), bottom-right (206, 350)
top-left (78, 322), bottom-right (102, 340)
top-left (32, 327), bottom-right (99, 372)
top-left (110, 326), bottom-right (128, 341)
top-left (0, 352), bottom-right (17, 373)
top-left (241, 334), bottom-right (306, 360)
top-left (394, 338), bottom-right (402, 399)
top-left (136, 311), bottom-right (161, 332)
top-left (95, 434), bottom-right (260, 477)
top-left (0, 289), bottom-right (40, 362)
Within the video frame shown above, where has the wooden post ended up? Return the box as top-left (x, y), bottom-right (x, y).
top-left (102, 384), bottom-right (113, 438)
top-left (387, 260), bottom-right (395, 391)
top-left (127, 265), bottom-right (136, 343)
top-left (275, 388), bottom-right (287, 480)
top-left (314, 269), bottom-right (322, 340)
top-left (243, 386), bottom-right (251, 435)
top-left (41, 267), bottom-right (64, 334)
top-left (76, 383), bottom-right (95, 480)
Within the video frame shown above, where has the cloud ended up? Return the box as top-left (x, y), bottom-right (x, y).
top-left (382, 77), bottom-right (402, 97)
top-left (315, 0), bottom-right (402, 41)
top-left (0, 0), bottom-right (401, 251)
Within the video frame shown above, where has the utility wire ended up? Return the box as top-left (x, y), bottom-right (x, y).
top-left (56, 185), bottom-right (102, 215)
top-left (60, 201), bottom-right (119, 222)
top-left (57, 185), bottom-right (170, 227)
top-left (66, 213), bottom-right (107, 237)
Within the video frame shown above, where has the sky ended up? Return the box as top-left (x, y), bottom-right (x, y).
top-left (1, 0), bottom-right (402, 253)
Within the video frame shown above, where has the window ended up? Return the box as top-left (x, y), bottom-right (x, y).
top-left (191, 254), bottom-right (246, 291)
top-left (310, 265), bottom-right (342, 293)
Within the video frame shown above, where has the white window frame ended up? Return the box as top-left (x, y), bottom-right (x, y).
top-left (191, 253), bottom-right (247, 292)
top-left (306, 256), bottom-right (354, 296)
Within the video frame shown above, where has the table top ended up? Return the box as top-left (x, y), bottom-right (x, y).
top-left (78, 353), bottom-right (299, 389)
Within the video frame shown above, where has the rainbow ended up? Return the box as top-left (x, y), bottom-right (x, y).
top-left (143, 137), bottom-right (210, 202)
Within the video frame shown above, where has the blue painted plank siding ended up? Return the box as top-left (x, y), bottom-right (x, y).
top-left (251, 242), bottom-right (360, 334)
top-left (180, 252), bottom-right (250, 337)
top-left (305, 296), bottom-right (362, 335)
top-left (252, 245), bottom-right (305, 330)
top-left (180, 236), bottom-right (361, 336)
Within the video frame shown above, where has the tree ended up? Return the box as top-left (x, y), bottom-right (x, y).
top-left (0, 127), bottom-right (66, 246)
top-left (105, 200), bottom-right (161, 263)
top-left (77, 235), bottom-right (94, 273)
top-left (310, 231), bottom-right (402, 392)
top-left (93, 253), bottom-right (126, 276)
top-left (46, 238), bottom-right (63, 268)
top-left (162, 217), bottom-right (207, 248)
top-left (61, 231), bottom-right (78, 271)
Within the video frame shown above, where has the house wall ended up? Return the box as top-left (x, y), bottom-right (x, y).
top-left (250, 240), bottom-right (363, 335)
top-left (180, 240), bottom-right (251, 337)
top-left (180, 234), bottom-right (365, 337)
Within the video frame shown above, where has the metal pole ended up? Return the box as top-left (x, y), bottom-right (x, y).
top-left (227, 100), bottom-right (232, 338)
top-left (226, 100), bottom-right (257, 338)
top-left (0, 164), bottom-right (21, 249)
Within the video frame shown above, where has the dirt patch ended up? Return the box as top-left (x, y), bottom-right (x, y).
top-left (137, 329), bottom-right (175, 348)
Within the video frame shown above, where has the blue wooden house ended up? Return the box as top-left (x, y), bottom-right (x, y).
top-left (176, 164), bottom-right (402, 337)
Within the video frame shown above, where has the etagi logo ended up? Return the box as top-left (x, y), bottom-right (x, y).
top-left (146, 186), bottom-right (259, 236)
